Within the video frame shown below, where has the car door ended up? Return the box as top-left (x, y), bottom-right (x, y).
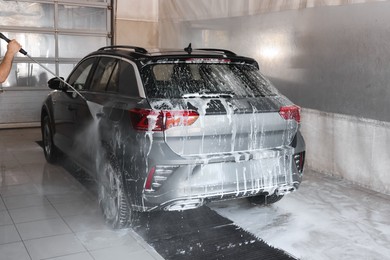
top-left (53, 57), bottom-right (97, 156)
top-left (98, 58), bottom-right (143, 143)
top-left (71, 56), bottom-right (120, 172)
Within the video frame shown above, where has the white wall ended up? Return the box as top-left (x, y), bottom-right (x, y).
top-left (115, 0), bottom-right (159, 47)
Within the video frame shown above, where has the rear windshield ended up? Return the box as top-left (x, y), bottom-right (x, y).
top-left (141, 63), bottom-right (278, 98)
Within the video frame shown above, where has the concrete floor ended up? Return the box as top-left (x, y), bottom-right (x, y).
top-left (1, 127), bottom-right (390, 260)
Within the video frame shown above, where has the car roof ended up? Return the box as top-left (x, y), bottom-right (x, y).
top-left (86, 45), bottom-right (259, 68)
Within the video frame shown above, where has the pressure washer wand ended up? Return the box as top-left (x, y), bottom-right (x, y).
top-left (0, 32), bottom-right (86, 101)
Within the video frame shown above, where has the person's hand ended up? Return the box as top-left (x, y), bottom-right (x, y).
top-left (7, 39), bottom-right (22, 56)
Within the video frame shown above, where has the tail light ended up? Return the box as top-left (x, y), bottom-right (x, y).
top-left (144, 166), bottom-right (156, 191)
top-left (279, 105), bottom-right (301, 123)
top-left (129, 109), bottom-right (199, 131)
top-left (144, 165), bottom-right (178, 191)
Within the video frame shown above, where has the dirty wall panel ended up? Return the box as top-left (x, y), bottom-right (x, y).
top-left (115, 0), bottom-right (159, 47)
top-left (301, 109), bottom-right (390, 194)
top-left (116, 20), bottom-right (159, 47)
top-left (116, 0), bottom-right (158, 21)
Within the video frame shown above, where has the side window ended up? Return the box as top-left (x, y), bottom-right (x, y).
top-left (106, 62), bottom-right (120, 93)
top-left (67, 57), bottom-right (96, 91)
top-left (117, 60), bottom-right (139, 97)
top-left (90, 57), bottom-right (118, 92)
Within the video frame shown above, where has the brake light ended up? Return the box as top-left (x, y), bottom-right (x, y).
top-left (279, 105), bottom-right (301, 123)
top-left (129, 108), bottom-right (199, 131)
top-left (144, 166), bottom-right (155, 191)
top-left (144, 165), bottom-right (178, 192)
top-left (165, 110), bottom-right (199, 129)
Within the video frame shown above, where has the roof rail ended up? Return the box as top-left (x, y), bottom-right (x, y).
top-left (98, 45), bottom-right (148, 54)
top-left (195, 48), bottom-right (236, 56)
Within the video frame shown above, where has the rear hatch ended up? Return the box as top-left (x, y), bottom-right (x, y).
top-left (140, 60), bottom-right (300, 157)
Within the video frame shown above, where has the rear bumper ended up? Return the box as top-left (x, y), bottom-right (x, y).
top-left (138, 146), bottom-right (304, 211)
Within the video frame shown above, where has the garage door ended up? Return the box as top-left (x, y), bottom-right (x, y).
top-left (0, 0), bottom-right (112, 127)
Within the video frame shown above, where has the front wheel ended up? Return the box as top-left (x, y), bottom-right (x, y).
top-left (42, 115), bottom-right (61, 163)
top-left (98, 152), bottom-right (137, 229)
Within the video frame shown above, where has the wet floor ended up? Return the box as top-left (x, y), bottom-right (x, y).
top-left (0, 128), bottom-right (163, 260)
top-left (211, 172), bottom-right (390, 260)
top-left (1, 127), bottom-right (390, 260)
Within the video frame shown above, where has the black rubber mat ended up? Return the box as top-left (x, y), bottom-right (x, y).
top-left (135, 206), bottom-right (297, 260)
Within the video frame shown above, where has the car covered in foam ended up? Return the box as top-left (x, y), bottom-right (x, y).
top-left (41, 45), bottom-right (305, 228)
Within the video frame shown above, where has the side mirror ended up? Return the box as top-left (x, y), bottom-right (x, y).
top-left (47, 77), bottom-right (67, 91)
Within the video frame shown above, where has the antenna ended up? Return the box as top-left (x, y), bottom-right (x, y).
top-left (184, 43), bottom-right (192, 54)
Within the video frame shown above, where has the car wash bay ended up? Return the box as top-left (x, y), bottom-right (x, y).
top-left (1, 0), bottom-right (390, 260)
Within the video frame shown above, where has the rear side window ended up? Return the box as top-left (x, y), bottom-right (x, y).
top-left (117, 60), bottom-right (139, 97)
top-left (89, 58), bottom-right (139, 96)
top-left (90, 57), bottom-right (118, 92)
top-left (141, 63), bottom-right (278, 98)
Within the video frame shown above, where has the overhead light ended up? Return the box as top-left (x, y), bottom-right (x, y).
top-left (259, 46), bottom-right (281, 60)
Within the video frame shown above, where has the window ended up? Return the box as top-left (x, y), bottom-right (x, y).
top-left (89, 59), bottom-right (139, 97)
top-left (0, 0), bottom-right (111, 88)
top-left (142, 63), bottom-right (277, 98)
top-left (106, 62), bottom-right (120, 93)
top-left (90, 58), bottom-right (118, 92)
top-left (117, 61), bottom-right (139, 97)
top-left (67, 58), bottom-right (96, 91)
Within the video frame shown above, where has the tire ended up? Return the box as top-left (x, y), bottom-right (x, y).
top-left (42, 115), bottom-right (61, 163)
top-left (247, 193), bottom-right (284, 206)
top-left (98, 152), bottom-right (137, 229)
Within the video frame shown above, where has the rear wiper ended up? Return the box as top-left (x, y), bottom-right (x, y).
top-left (182, 92), bottom-right (234, 99)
